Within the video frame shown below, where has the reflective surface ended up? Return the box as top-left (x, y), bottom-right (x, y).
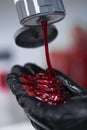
top-left (15, 0), bottom-right (65, 26)
top-left (14, 25), bottom-right (58, 48)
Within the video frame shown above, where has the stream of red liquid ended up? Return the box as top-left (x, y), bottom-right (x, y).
top-left (19, 21), bottom-right (68, 105)
top-left (41, 21), bottom-right (55, 77)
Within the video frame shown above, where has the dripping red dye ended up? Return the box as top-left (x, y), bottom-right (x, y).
top-left (19, 21), bottom-right (68, 105)
top-left (41, 21), bottom-right (55, 76)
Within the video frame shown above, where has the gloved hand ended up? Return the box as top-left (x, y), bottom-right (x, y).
top-left (6, 63), bottom-right (87, 130)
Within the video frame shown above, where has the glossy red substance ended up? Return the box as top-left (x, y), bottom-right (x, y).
top-left (20, 72), bottom-right (67, 105)
top-left (19, 21), bottom-right (68, 105)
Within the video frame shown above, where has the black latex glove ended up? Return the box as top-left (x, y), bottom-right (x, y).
top-left (6, 63), bottom-right (87, 130)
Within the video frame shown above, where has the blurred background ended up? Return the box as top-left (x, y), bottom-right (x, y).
top-left (0, 0), bottom-right (87, 130)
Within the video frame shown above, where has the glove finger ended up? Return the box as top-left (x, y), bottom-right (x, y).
top-left (24, 63), bottom-right (45, 74)
top-left (6, 73), bottom-right (27, 96)
top-left (7, 63), bottom-right (49, 98)
top-left (11, 65), bottom-right (32, 76)
top-left (54, 69), bottom-right (87, 95)
top-left (18, 95), bottom-right (87, 130)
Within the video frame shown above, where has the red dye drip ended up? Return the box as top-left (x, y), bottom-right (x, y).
top-left (20, 72), bottom-right (67, 105)
top-left (19, 21), bottom-right (68, 105)
top-left (41, 21), bottom-right (55, 76)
